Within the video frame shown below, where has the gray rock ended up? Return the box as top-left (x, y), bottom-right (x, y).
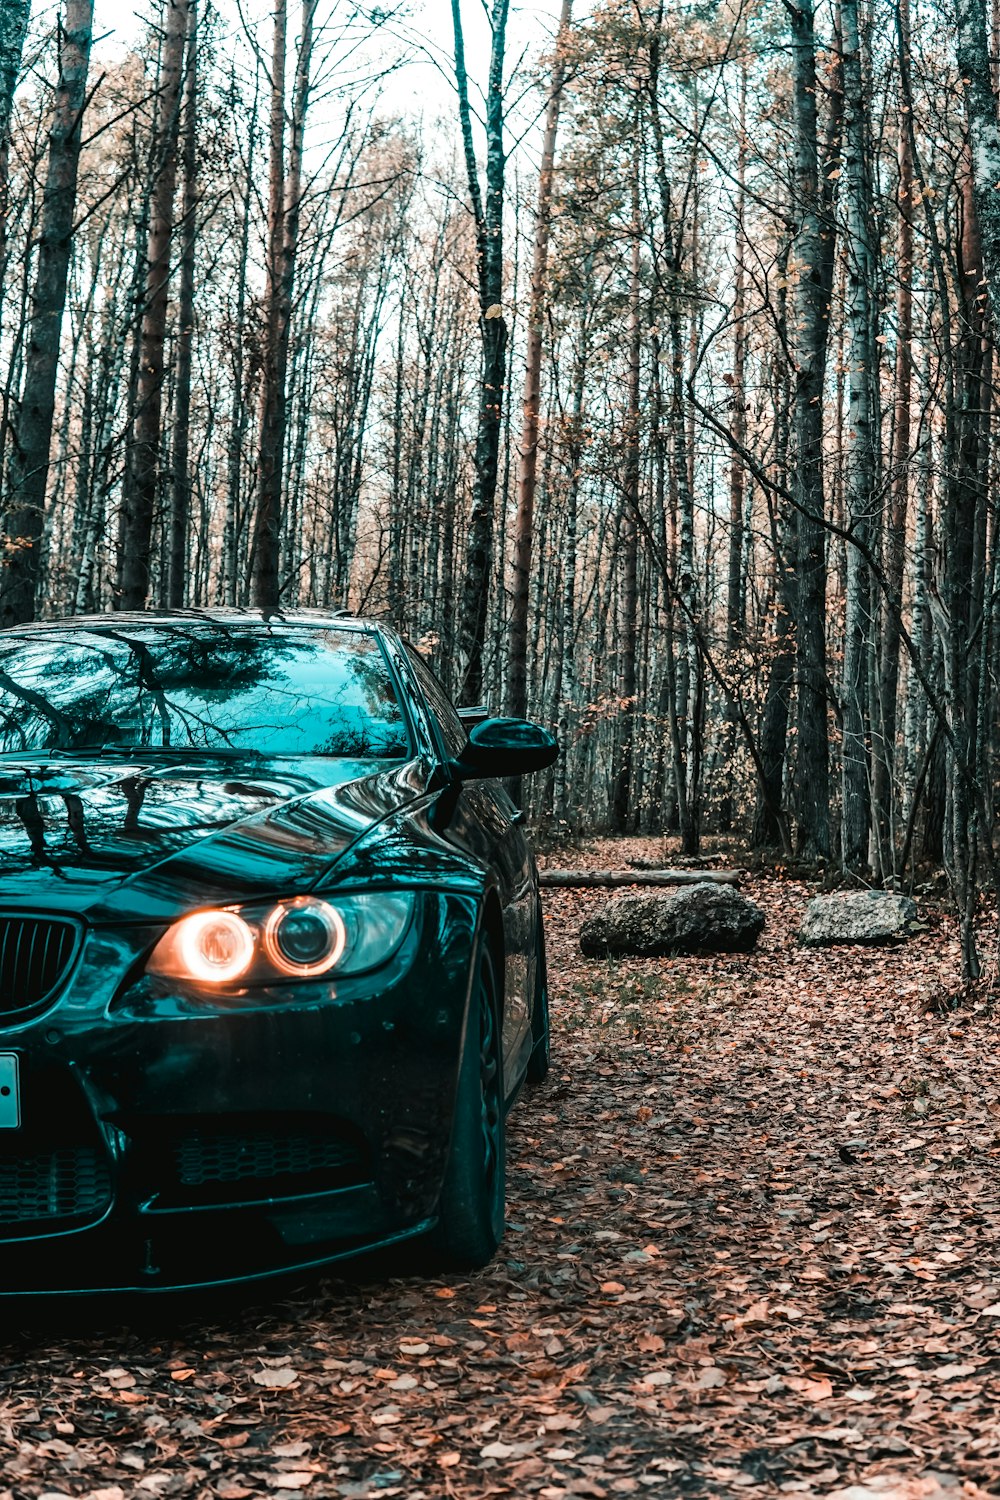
top-left (798, 890), bottom-right (919, 947)
top-left (579, 882), bottom-right (765, 957)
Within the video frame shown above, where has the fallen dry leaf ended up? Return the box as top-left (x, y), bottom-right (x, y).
top-left (5, 850), bottom-right (1000, 1500)
top-left (250, 1367), bottom-right (298, 1388)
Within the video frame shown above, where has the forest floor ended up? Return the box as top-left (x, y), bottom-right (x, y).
top-left (3, 838), bottom-right (1000, 1500)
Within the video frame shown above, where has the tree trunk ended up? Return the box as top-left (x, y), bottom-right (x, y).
top-left (727, 58), bottom-right (747, 653)
top-left (0, 0), bottom-right (30, 280)
top-left (118, 0), bottom-right (188, 610)
top-left (872, 0), bottom-right (915, 881)
top-left (223, 59), bottom-right (258, 607)
top-left (252, 0), bottom-right (315, 608)
top-left (646, 10), bottom-right (698, 850)
top-left (788, 0), bottom-right (838, 858)
top-left (0, 0), bottom-right (93, 627)
top-left (957, 0), bottom-right (1000, 314)
top-left (251, 0), bottom-right (287, 608)
top-left (507, 0), bottom-right (572, 739)
top-left (938, 163), bottom-right (991, 977)
top-left (451, 0), bottom-right (510, 704)
top-left (167, 0), bottom-right (197, 608)
top-left (750, 236), bottom-right (793, 850)
top-left (839, 0), bottom-right (878, 873)
top-left (554, 302), bottom-right (589, 829)
top-left (612, 150), bottom-right (642, 833)
top-left (0, 0), bottom-right (29, 149)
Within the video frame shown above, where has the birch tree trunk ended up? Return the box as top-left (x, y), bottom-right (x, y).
top-left (872, 0), bottom-right (915, 879)
top-left (118, 0), bottom-right (188, 610)
top-left (956, 0), bottom-right (1000, 312)
top-left (451, 0), bottom-right (510, 704)
top-left (727, 59), bottom-right (747, 653)
top-left (956, 7), bottom-right (1000, 954)
top-left (839, 0), bottom-right (878, 873)
top-left (0, 0), bottom-right (93, 627)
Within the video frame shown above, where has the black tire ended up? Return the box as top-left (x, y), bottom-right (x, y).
top-left (431, 944), bottom-right (506, 1269)
top-left (526, 916), bottom-right (550, 1084)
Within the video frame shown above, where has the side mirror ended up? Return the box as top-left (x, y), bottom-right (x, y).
top-left (453, 717), bottom-right (559, 781)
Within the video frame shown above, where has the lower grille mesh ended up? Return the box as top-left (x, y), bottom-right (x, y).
top-left (175, 1129), bottom-right (365, 1188)
top-left (0, 1146), bottom-right (112, 1223)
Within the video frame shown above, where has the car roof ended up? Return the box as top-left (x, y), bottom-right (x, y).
top-left (3, 608), bottom-right (385, 635)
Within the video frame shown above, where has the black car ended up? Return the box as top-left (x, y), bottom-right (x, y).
top-left (0, 610), bottom-right (557, 1292)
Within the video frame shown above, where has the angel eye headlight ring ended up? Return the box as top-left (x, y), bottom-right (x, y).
top-left (262, 897), bottom-right (346, 977)
top-left (175, 909), bottom-right (255, 984)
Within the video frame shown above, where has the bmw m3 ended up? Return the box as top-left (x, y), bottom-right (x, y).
top-left (0, 610), bottom-right (557, 1292)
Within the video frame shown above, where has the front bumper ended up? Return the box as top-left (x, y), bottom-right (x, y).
top-left (0, 891), bottom-right (479, 1292)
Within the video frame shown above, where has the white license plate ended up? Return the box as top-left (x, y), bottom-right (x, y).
top-left (0, 1054), bottom-right (20, 1128)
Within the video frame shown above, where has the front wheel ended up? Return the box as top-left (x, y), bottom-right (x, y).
top-left (430, 944), bottom-right (506, 1269)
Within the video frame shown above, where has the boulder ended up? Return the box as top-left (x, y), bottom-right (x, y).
top-left (579, 882), bottom-right (765, 958)
top-left (798, 890), bottom-right (919, 947)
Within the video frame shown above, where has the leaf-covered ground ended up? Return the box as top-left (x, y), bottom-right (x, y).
top-left (4, 839), bottom-right (1000, 1500)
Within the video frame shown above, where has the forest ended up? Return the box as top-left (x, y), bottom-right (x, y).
top-left (1, 0), bottom-right (999, 974)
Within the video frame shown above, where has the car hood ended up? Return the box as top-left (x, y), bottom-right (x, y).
top-left (0, 753), bottom-right (426, 923)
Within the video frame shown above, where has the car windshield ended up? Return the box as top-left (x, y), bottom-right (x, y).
top-left (0, 625), bottom-right (411, 758)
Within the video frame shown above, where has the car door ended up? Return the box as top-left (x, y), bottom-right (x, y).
top-left (399, 648), bottom-right (534, 1091)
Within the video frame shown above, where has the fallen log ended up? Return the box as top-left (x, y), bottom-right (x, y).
top-left (538, 868), bottom-right (741, 889)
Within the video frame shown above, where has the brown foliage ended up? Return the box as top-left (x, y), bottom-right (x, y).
top-left (1, 841), bottom-right (999, 1496)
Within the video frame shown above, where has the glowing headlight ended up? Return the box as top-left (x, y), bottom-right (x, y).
top-left (262, 898), bottom-right (346, 977)
top-left (172, 910), bottom-right (255, 984)
top-left (147, 892), bottom-right (414, 986)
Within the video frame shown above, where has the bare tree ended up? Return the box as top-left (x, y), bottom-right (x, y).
top-left (0, 0), bottom-right (29, 149)
top-left (957, 0), bottom-right (1000, 308)
top-left (507, 0), bottom-right (572, 741)
top-left (0, 0), bottom-right (94, 627)
top-left (451, 0), bottom-right (510, 703)
top-left (612, 140), bottom-right (641, 834)
top-left (871, 0), bottom-right (916, 878)
top-left (787, 0), bottom-right (840, 859)
top-left (0, 0), bottom-right (31, 272)
top-left (118, 0), bottom-right (189, 610)
top-left (839, 0), bottom-right (878, 873)
top-left (167, 0), bottom-right (198, 608)
top-left (252, 0), bottom-right (317, 608)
